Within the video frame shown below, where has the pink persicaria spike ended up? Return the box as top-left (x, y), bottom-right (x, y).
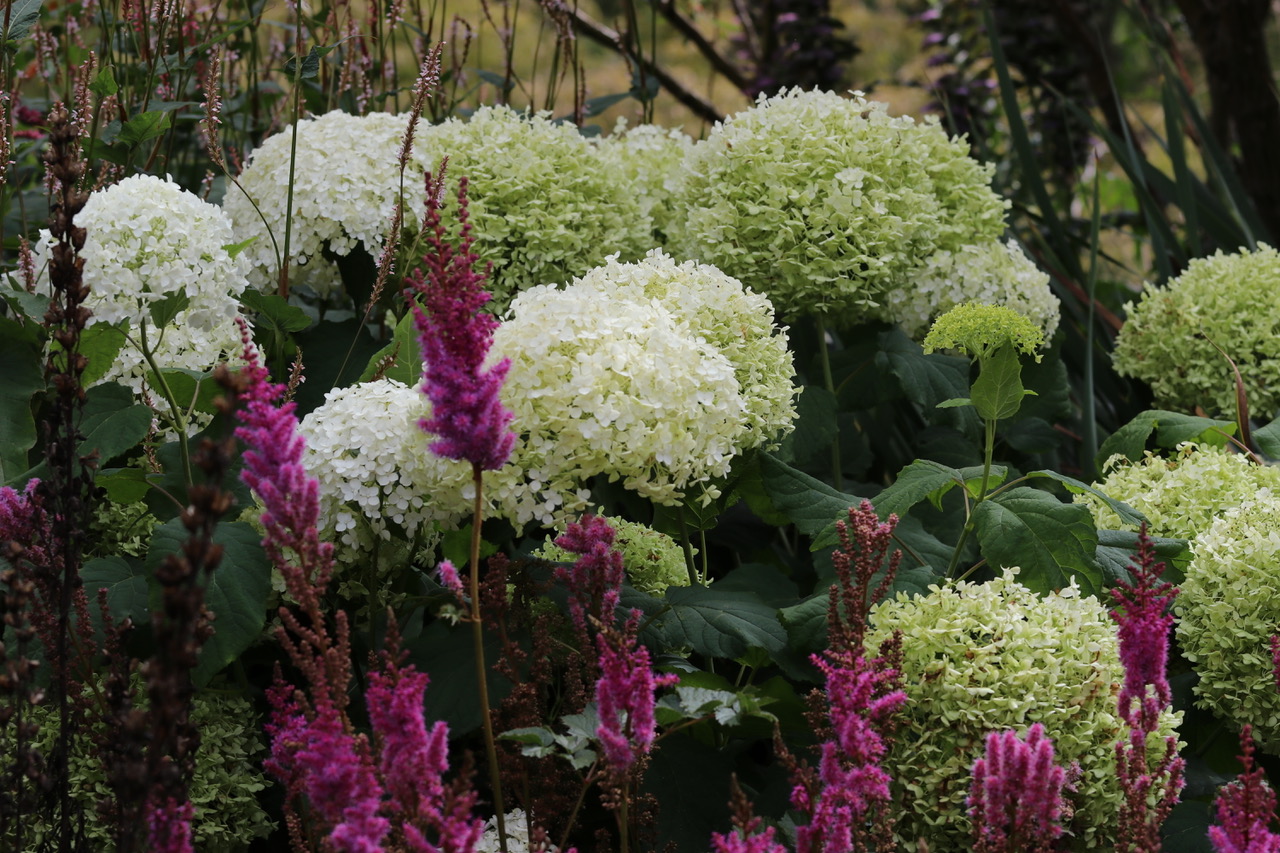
top-left (1209, 726), bottom-right (1280, 853)
top-left (406, 166), bottom-right (515, 472)
top-left (792, 649), bottom-right (906, 853)
top-left (145, 797), bottom-right (195, 853)
top-left (968, 723), bottom-right (1067, 853)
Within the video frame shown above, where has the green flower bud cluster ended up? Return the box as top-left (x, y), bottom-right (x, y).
top-left (1076, 442), bottom-right (1280, 539)
top-left (1112, 244), bottom-right (1280, 417)
top-left (537, 515), bottom-right (691, 596)
top-left (922, 302), bottom-right (1045, 362)
top-left (1176, 494), bottom-right (1280, 752)
top-left (866, 571), bottom-right (1181, 852)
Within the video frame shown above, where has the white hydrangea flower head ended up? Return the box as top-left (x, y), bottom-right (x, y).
top-left (1113, 243), bottom-right (1280, 417)
top-left (36, 173), bottom-right (250, 400)
top-left (224, 110), bottom-right (413, 298)
top-left (475, 810), bottom-right (552, 853)
top-left (593, 118), bottom-right (695, 241)
top-left (867, 570), bottom-right (1181, 852)
top-left (673, 88), bottom-right (1009, 321)
top-left (1076, 442), bottom-right (1280, 539)
top-left (1176, 494), bottom-right (1280, 752)
top-left (299, 379), bottom-right (475, 563)
top-left (884, 240), bottom-right (1060, 341)
top-left (570, 250), bottom-right (798, 450)
top-left (413, 105), bottom-right (652, 311)
top-left (492, 281), bottom-right (748, 514)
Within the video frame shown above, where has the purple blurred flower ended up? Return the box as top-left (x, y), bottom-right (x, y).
top-left (406, 168), bottom-right (515, 472)
top-left (968, 723), bottom-right (1066, 853)
top-left (146, 797), bottom-right (195, 853)
top-left (1210, 726), bottom-right (1280, 853)
top-left (295, 702), bottom-right (390, 852)
top-left (0, 478), bottom-right (48, 567)
top-left (711, 817), bottom-right (787, 853)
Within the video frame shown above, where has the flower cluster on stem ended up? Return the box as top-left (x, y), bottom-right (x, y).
top-left (1110, 525), bottom-right (1185, 853)
top-left (967, 723), bottom-right (1067, 853)
top-left (1209, 726), bottom-right (1280, 853)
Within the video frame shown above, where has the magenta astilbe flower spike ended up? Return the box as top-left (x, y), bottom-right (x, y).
top-left (594, 623), bottom-right (679, 777)
top-left (406, 166), bottom-right (515, 472)
top-left (0, 479), bottom-right (48, 568)
top-left (1209, 726), bottom-right (1280, 853)
top-left (1111, 525), bottom-right (1184, 853)
top-left (968, 723), bottom-right (1067, 853)
top-left (145, 797), bottom-right (195, 853)
top-left (553, 514), bottom-right (626, 640)
top-left (293, 703), bottom-right (390, 853)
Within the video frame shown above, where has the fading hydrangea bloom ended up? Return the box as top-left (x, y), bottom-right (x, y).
top-left (1113, 243), bottom-right (1280, 417)
top-left (1076, 442), bottom-right (1280, 540)
top-left (417, 105), bottom-right (651, 311)
top-left (673, 88), bottom-right (1008, 321)
top-left (885, 240), bottom-right (1060, 342)
top-left (593, 119), bottom-right (694, 242)
top-left (224, 111), bottom-right (413, 298)
top-left (299, 379), bottom-right (474, 562)
top-left (492, 279), bottom-right (748, 513)
top-left (866, 570), bottom-right (1182, 852)
top-left (36, 174), bottom-right (249, 399)
top-left (1176, 494), bottom-right (1280, 752)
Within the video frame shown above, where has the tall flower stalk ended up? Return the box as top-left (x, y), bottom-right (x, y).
top-left (1111, 526), bottom-right (1184, 853)
top-left (967, 723), bottom-right (1067, 853)
top-left (406, 163), bottom-right (516, 852)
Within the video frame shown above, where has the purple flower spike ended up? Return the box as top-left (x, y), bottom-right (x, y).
top-left (594, 627), bottom-right (678, 776)
top-left (1209, 726), bottom-right (1280, 853)
top-left (146, 797), bottom-right (195, 853)
top-left (968, 723), bottom-right (1067, 853)
top-left (406, 167), bottom-right (516, 472)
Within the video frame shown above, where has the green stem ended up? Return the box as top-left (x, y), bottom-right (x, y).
top-left (676, 504), bottom-right (698, 586)
top-left (947, 416), bottom-right (997, 579)
top-left (469, 464), bottom-right (508, 853)
top-left (137, 320), bottom-right (193, 488)
top-left (815, 314), bottom-right (843, 491)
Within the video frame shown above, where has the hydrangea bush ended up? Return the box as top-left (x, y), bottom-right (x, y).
top-left (1076, 442), bottom-right (1280, 539)
top-left (593, 119), bottom-right (695, 243)
top-left (1112, 244), bottom-right (1280, 417)
top-left (865, 571), bottom-right (1182, 852)
top-left (1175, 494), bottom-right (1280, 752)
top-left (36, 173), bottom-right (249, 398)
top-left (673, 88), bottom-right (1008, 320)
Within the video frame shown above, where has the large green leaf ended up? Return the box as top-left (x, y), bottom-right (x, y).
top-left (11, 382), bottom-right (153, 486)
top-left (757, 451), bottom-right (863, 537)
top-left (77, 323), bottom-right (128, 387)
top-left (240, 289), bottom-right (312, 335)
top-left (972, 487), bottom-right (1101, 597)
top-left (145, 520), bottom-right (271, 687)
top-left (1254, 414), bottom-right (1280, 460)
top-left (83, 556), bottom-right (151, 632)
top-left (655, 586), bottom-right (787, 659)
top-left (1094, 529), bottom-right (1191, 587)
top-left (3, 0), bottom-right (43, 40)
top-left (0, 332), bottom-right (42, 483)
top-left (971, 346), bottom-right (1027, 421)
top-left (1025, 470), bottom-right (1148, 528)
top-left (872, 459), bottom-right (1007, 519)
top-left (361, 311), bottom-right (424, 386)
top-left (292, 318), bottom-right (384, 418)
top-left (406, 620), bottom-right (513, 735)
top-left (785, 384), bottom-right (838, 467)
top-left (1097, 409), bottom-right (1235, 469)
top-left (874, 327), bottom-right (972, 411)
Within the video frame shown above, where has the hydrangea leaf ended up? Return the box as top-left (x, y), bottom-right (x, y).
top-left (145, 520), bottom-right (271, 688)
top-left (1253, 414), bottom-right (1280, 460)
top-left (655, 586), bottom-right (786, 659)
top-left (1094, 529), bottom-right (1191, 587)
top-left (970, 345), bottom-right (1030, 421)
top-left (77, 323), bottom-right (127, 387)
top-left (15, 383), bottom-right (152, 487)
top-left (874, 327), bottom-right (974, 414)
top-left (1159, 801), bottom-right (1214, 853)
top-left (1026, 469), bottom-right (1149, 528)
top-left (239, 289), bottom-right (312, 334)
top-left (972, 487), bottom-right (1101, 597)
top-left (873, 459), bottom-right (1008, 519)
top-left (785, 383), bottom-right (839, 467)
top-left (359, 310), bottom-right (421, 385)
top-left (407, 620), bottom-right (513, 736)
top-left (757, 451), bottom-right (864, 537)
top-left (82, 555), bottom-right (150, 638)
top-left (0, 327), bottom-right (42, 484)
top-left (1097, 409), bottom-right (1235, 468)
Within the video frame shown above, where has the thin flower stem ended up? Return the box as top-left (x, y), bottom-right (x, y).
top-left (469, 463), bottom-right (508, 853)
top-left (815, 314), bottom-right (843, 491)
top-left (137, 319), bottom-right (193, 488)
top-left (676, 504), bottom-right (698, 586)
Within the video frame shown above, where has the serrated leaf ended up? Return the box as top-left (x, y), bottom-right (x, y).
top-left (1094, 529), bottom-right (1190, 587)
top-left (873, 459), bottom-right (1007, 519)
top-left (656, 586), bottom-right (786, 659)
top-left (82, 556), bottom-right (150, 630)
top-left (360, 311), bottom-right (422, 385)
top-left (757, 452), bottom-right (863, 536)
top-left (149, 368), bottom-right (223, 418)
top-left (972, 487), bottom-right (1101, 597)
top-left (971, 346), bottom-right (1027, 421)
top-left (875, 327), bottom-right (972, 411)
top-left (13, 383), bottom-right (153, 485)
top-left (787, 384), bottom-right (838, 466)
top-left (1255, 415), bottom-right (1280, 460)
top-left (936, 397), bottom-right (973, 409)
top-left (1025, 470), bottom-right (1148, 528)
top-left (779, 563), bottom-right (943, 655)
top-left (97, 467), bottom-right (150, 503)
top-left (239, 289), bottom-right (312, 335)
top-left (148, 289), bottom-right (189, 330)
top-left (145, 520), bottom-right (271, 687)
top-left (77, 323), bottom-right (128, 387)
top-left (89, 64), bottom-right (118, 98)
top-left (676, 686), bottom-right (739, 719)
top-left (118, 110), bottom-right (172, 147)
top-left (1097, 409), bottom-right (1235, 468)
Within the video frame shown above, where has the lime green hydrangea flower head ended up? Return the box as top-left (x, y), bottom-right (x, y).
top-left (418, 105), bottom-right (652, 311)
top-left (1075, 442), bottom-right (1280, 539)
top-left (1112, 244), bottom-right (1280, 417)
top-left (1175, 494), bottom-right (1280, 752)
top-left (672, 88), bottom-right (1008, 321)
top-left (884, 239), bottom-right (1060, 342)
top-left (594, 119), bottom-right (694, 243)
top-left (537, 515), bottom-right (690, 595)
top-left (866, 571), bottom-right (1181, 852)
top-left (922, 302), bottom-right (1045, 361)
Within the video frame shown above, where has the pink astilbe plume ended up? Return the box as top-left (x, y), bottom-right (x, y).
top-left (145, 797), bottom-right (195, 853)
top-left (406, 166), bottom-right (515, 472)
top-left (789, 500), bottom-right (906, 853)
top-left (1111, 525), bottom-right (1184, 853)
top-left (711, 781), bottom-right (788, 853)
top-left (594, 621), bottom-right (678, 777)
top-left (553, 514), bottom-right (626, 641)
top-left (1210, 727), bottom-right (1280, 853)
top-left (968, 723), bottom-right (1067, 853)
